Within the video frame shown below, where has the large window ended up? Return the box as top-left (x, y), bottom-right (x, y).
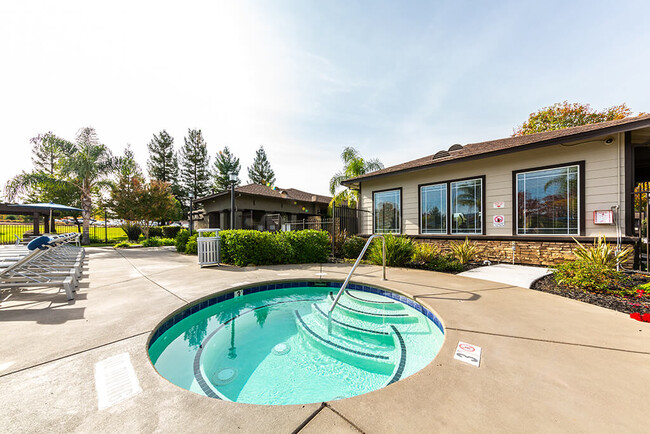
top-left (516, 164), bottom-right (579, 235)
top-left (421, 184), bottom-right (447, 234)
top-left (374, 189), bottom-right (401, 233)
top-left (450, 178), bottom-right (483, 234)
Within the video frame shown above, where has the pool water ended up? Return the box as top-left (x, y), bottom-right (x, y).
top-left (148, 284), bottom-right (444, 405)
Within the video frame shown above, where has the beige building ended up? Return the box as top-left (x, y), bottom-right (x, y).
top-left (342, 116), bottom-right (650, 266)
top-left (195, 184), bottom-right (331, 231)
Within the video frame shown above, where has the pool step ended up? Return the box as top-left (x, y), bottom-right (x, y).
top-left (310, 303), bottom-right (395, 349)
top-left (294, 310), bottom-right (396, 375)
top-left (343, 290), bottom-right (406, 311)
top-left (328, 293), bottom-right (418, 325)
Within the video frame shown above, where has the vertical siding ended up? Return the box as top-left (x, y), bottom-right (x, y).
top-left (359, 134), bottom-right (625, 237)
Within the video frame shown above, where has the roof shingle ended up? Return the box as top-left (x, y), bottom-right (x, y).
top-left (342, 115), bottom-right (650, 184)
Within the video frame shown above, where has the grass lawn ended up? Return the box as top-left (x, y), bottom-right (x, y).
top-left (0, 224), bottom-right (127, 244)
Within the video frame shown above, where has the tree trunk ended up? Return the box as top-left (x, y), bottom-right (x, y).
top-left (81, 190), bottom-right (92, 245)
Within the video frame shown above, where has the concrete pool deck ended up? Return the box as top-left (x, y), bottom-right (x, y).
top-left (0, 247), bottom-right (648, 433)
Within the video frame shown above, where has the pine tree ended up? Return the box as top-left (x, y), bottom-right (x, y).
top-left (213, 146), bottom-right (241, 191)
top-left (146, 130), bottom-right (179, 194)
top-left (179, 128), bottom-right (212, 203)
top-left (247, 146), bottom-right (276, 185)
top-left (31, 132), bottom-right (75, 175)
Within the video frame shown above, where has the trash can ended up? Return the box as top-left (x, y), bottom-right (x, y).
top-left (197, 228), bottom-right (221, 267)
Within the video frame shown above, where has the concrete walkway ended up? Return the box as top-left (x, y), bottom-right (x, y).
top-left (0, 248), bottom-right (648, 433)
top-left (458, 263), bottom-right (552, 288)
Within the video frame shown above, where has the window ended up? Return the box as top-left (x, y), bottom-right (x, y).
top-left (516, 165), bottom-right (579, 235)
top-left (374, 189), bottom-right (401, 233)
top-left (421, 184), bottom-right (447, 234)
top-left (450, 178), bottom-right (482, 234)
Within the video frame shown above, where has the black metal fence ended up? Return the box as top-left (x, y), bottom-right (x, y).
top-left (0, 223), bottom-right (124, 245)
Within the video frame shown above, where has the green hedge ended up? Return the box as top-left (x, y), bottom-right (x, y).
top-left (175, 229), bottom-right (331, 266)
top-left (175, 229), bottom-right (191, 252)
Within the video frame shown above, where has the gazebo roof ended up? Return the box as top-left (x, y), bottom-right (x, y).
top-left (0, 202), bottom-right (83, 215)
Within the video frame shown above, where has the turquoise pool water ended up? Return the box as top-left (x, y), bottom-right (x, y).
top-left (148, 283), bottom-right (444, 405)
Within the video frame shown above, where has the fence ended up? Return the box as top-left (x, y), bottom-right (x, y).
top-left (0, 223), bottom-right (126, 245)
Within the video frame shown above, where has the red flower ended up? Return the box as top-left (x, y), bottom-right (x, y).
top-left (643, 313), bottom-right (650, 322)
top-left (631, 313), bottom-right (642, 321)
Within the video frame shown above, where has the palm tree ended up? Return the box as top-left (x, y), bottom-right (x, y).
top-left (5, 127), bottom-right (116, 244)
top-left (60, 128), bottom-right (116, 244)
top-left (329, 147), bottom-right (383, 207)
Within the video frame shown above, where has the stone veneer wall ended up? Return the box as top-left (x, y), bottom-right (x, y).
top-left (415, 238), bottom-right (635, 267)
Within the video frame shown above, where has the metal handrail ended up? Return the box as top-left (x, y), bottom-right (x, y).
top-left (328, 234), bottom-right (386, 334)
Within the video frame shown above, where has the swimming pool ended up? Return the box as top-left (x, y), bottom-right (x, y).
top-left (148, 281), bottom-right (445, 405)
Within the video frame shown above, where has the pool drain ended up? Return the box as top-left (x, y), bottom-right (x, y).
top-left (272, 343), bottom-right (291, 356)
top-left (212, 367), bottom-right (238, 385)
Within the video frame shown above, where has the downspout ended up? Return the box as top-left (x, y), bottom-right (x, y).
top-left (613, 133), bottom-right (623, 269)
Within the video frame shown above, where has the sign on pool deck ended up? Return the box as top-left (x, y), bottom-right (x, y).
top-left (454, 341), bottom-right (482, 367)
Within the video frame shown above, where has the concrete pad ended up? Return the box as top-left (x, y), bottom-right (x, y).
top-left (458, 263), bottom-right (551, 288)
top-left (300, 407), bottom-right (361, 433)
top-left (0, 247), bottom-right (648, 432)
top-left (0, 334), bottom-right (320, 433)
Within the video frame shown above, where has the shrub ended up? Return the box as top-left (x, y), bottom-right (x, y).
top-left (283, 230), bottom-right (331, 263)
top-left (175, 229), bottom-right (191, 252)
top-left (141, 237), bottom-right (161, 247)
top-left (450, 237), bottom-right (478, 265)
top-left (428, 254), bottom-right (464, 273)
top-left (553, 260), bottom-right (630, 293)
top-left (342, 236), bottom-right (366, 259)
top-left (114, 242), bottom-right (130, 248)
top-left (412, 242), bottom-right (441, 263)
top-left (330, 230), bottom-right (347, 258)
top-left (220, 230), bottom-right (293, 266)
top-left (367, 234), bottom-right (415, 267)
top-left (162, 226), bottom-right (181, 239)
top-left (159, 237), bottom-right (175, 246)
top-left (148, 226), bottom-right (163, 238)
top-left (572, 235), bottom-right (632, 269)
top-left (122, 223), bottom-right (142, 242)
top-left (185, 234), bottom-right (198, 255)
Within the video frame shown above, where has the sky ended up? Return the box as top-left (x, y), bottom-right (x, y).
top-left (1, 0), bottom-right (650, 197)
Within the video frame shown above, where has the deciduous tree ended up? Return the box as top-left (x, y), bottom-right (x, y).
top-left (512, 101), bottom-right (643, 136)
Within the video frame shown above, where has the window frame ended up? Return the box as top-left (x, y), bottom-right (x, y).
top-left (419, 182), bottom-right (448, 234)
top-left (512, 161), bottom-right (585, 237)
top-left (372, 187), bottom-right (403, 234)
top-left (418, 175), bottom-right (486, 235)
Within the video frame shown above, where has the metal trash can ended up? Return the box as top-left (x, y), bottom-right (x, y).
top-left (197, 228), bottom-right (221, 267)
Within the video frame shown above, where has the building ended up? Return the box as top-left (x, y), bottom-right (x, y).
top-left (195, 184), bottom-right (332, 231)
top-left (342, 115), bottom-right (650, 265)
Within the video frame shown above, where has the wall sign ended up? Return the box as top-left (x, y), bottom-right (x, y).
top-left (493, 201), bottom-right (505, 208)
top-left (593, 210), bottom-right (614, 225)
top-left (493, 215), bottom-right (505, 227)
top-left (454, 341), bottom-right (482, 367)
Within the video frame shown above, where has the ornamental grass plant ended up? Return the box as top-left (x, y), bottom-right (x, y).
top-left (367, 234), bottom-right (415, 267)
top-left (449, 237), bottom-right (478, 265)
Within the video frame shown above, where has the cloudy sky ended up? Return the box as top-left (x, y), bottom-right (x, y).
top-left (1, 0), bottom-right (649, 197)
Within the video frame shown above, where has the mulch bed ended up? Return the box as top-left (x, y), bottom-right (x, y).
top-left (531, 274), bottom-right (650, 315)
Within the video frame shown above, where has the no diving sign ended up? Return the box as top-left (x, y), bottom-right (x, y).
top-left (454, 341), bottom-right (482, 367)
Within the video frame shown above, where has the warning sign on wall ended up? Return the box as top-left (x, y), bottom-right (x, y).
top-left (493, 215), bottom-right (505, 227)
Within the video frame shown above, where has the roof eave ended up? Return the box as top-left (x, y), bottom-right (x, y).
top-left (342, 118), bottom-right (650, 185)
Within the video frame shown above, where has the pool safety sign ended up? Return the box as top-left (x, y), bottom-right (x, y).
top-left (454, 342), bottom-right (482, 367)
top-left (493, 215), bottom-right (505, 227)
